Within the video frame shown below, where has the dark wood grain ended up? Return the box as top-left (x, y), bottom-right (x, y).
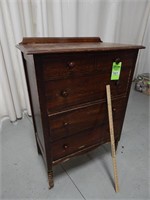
top-left (49, 97), bottom-right (126, 141)
top-left (42, 52), bottom-right (95, 81)
top-left (45, 72), bottom-right (130, 114)
top-left (52, 120), bottom-right (122, 161)
top-left (41, 50), bottom-right (137, 81)
top-left (19, 37), bottom-right (102, 44)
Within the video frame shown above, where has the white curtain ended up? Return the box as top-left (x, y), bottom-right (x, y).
top-left (0, 0), bottom-right (150, 122)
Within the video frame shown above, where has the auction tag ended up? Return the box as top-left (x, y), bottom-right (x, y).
top-left (111, 62), bottom-right (122, 80)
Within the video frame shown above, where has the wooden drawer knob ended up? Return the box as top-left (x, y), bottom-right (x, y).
top-left (113, 108), bottom-right (116, 112)
top-left (61, 90), bottom-right (69, 97)
top-left (115, 58), bottom-right (121, 64)
top-left (63, 144), bottom-right (69, 150)
top-left (68, 61), bottom-right (75, 68)
top-left (63, 122), bottom-right (69, 126)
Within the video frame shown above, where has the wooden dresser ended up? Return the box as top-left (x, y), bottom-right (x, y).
top-left (17, 37), bottom-right (144, 188)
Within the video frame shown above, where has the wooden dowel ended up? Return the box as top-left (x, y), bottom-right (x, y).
top-left (106, 85), bottom-right (119, 193)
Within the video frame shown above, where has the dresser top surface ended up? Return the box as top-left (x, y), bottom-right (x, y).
top-left (17, 37), bottom-right (145, 55)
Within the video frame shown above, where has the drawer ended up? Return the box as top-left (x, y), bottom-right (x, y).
top-left (42, 53), bottom-right (95, 81)
top-left (52, 126), bottom-right (106, 161)
top-left (95, 50), bottom-right (137, 72)
top-left (45, 72), bottom-right (129, 113)
top-left (52, 121), bottom-right (122, 161)
top-left (49, 98), bottom-right (126, 141)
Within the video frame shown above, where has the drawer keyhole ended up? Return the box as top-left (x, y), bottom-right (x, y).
top-left (61, 90), bottom-right (69, 97)
top-left (63, 144), bottom-right (69, 150)
top-left (115, 80), bottom-right (120, 86)
top-left (63, 122), bottom-right (69, 127)
top-left (113, 108), bottom-right (116, 112)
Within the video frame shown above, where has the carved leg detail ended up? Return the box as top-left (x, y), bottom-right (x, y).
top-left (48, 170), bottom-right (54, 189)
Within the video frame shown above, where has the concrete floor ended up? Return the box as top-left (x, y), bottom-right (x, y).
top-left (1, 86), bottom-right (150, 199)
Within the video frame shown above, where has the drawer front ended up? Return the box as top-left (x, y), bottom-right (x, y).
top-left (44, 49), bottom-right (137, 113)
top-left (42, 53), bottom-right (95, 81)
top-left (49, 98), bottom-right (126, 141)
top-left (95, 50), bottom-right (137, 72)
top-left (52, 121), bottom-right (122, 161)
top-left (45, 72), bottom-right (129, 113)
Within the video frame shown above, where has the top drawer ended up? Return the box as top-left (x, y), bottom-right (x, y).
top-left (42, 53), bottom-right (95, 81)
top-left (42, 50), bottom-right (138, 81)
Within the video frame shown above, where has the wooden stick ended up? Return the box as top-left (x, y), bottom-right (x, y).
top-left (106, 85), bottom-right (119, 193)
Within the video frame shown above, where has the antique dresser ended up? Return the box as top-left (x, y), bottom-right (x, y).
top-left (17, 37), bottom-right (144, 188)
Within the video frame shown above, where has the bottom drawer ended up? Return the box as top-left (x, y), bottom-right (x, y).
top-left (52, 120), bottom-right (121, 161)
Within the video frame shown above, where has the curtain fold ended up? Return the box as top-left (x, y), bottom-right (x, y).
top-left (1, 4), bottom-right (22, 120)
top-left (8, 0), bottom-right (32, 116)
top-left (0, 45), bottom-right (16, 122)
top-left (0, 0), bottom-right (149, 122)
top-left (21, 0), bottom-right (33, 36)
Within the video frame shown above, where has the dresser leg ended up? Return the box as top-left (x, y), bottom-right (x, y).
top-left (48, 170), bottom-right (54, 189)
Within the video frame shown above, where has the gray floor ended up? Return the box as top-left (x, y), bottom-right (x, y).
top-left (1, 86), bottom-right (150, 200)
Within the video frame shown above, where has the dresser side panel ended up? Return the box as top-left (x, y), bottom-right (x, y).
top-left (23, 54), bottom-right (46, 159)
top-left (33, 55), bottom-right (53, 170)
